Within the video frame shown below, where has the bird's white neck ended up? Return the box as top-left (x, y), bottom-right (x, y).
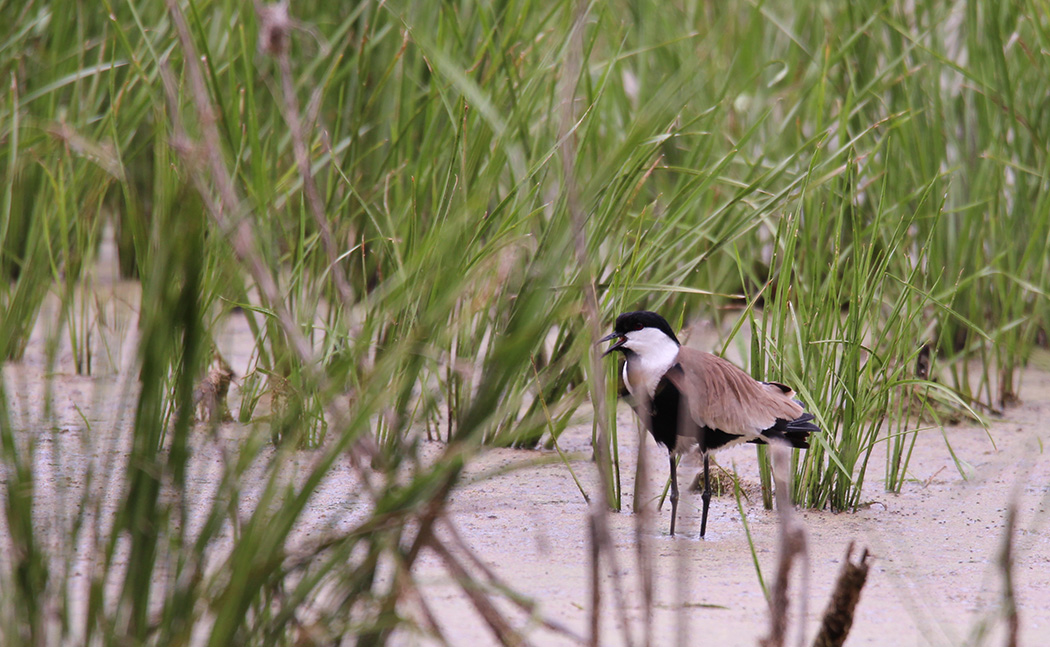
top-left (620, 328), bottom-right (680, 399)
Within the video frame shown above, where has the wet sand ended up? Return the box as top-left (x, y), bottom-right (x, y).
top-left (4, 288), bottom-right (1049, 646)
top-left (399, 362), bottom-right (1050, 646)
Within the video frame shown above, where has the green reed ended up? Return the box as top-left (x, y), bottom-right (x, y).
top-left (1, 0), bottom-right (1048, 643)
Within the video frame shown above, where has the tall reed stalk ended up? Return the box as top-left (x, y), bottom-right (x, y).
top-left (1, 0), bottom-right (1048, 641)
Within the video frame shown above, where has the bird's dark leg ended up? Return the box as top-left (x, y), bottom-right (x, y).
top-left (668, 453), bottom-right (679, 536)
top-left (699, 453), bottom-right (712, 538)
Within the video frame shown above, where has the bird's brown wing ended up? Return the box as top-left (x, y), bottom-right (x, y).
top-left (665, 347), bottom-right (804, 437)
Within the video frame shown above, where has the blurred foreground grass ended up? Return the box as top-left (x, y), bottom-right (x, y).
top-left (1, 0), bottom-right (1048, 643)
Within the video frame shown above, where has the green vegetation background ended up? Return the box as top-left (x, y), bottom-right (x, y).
top-left (1, 0), bottom-right (1048, 644)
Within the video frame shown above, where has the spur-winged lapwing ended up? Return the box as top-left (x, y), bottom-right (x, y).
top-left (599, 311), bottom-right (819, 537)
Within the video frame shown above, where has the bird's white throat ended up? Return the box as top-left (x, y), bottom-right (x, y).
top-left (620, 327), bottom-right (681, 398)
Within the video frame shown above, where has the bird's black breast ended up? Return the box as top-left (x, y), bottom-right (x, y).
top-left (631, 375), bottom-right (691, 452)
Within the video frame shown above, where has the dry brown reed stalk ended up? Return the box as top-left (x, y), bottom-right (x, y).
top-left (162, 7), bottom-right (509, 643)
top-left (441, 520), bottom-right (586, 643)
top-left (255, 1), bottom-right (355, 308)
top-left (634, 404), bottom-right (654, 647)
top-left (587, 506), bottom-right (637, 647)
top-left (159, 0), bottom-right (394, 492)
top-left (588, 517), bottom-right (601, 646)
top-left (358, 466), bottom-right (463, 646)
top-left (428, 537), bottom-right (530, 647)
top-left (161, 2), bottom-right (630, 644)
top-left (811, 542), bottom-right (872, 647)
top-left (394, 566), bottom-right (453, 647)
top-left (760, 444), bottom-right (808, 647)
top-left (430, 523), bottom-right (588, 642)
top-left (998, 500), bottom-right (1019, 647)
top-left (552, 2), bottom-right (638, 645)
top-left (162, 0), bottom-right (314, 365)
top-left (674, 525), bottom-right (689, 647)
top-left (160, 0), bottom-right (386, 493)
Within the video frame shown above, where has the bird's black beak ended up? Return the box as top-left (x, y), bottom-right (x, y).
top-left (597, 331), bottom-right (626, 356)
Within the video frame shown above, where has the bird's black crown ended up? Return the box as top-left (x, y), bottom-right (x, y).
top-left (613, 311), bottom-right (680, 345)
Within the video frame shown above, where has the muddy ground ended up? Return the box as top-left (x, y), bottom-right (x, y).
top-left (3, 276), bottom-right (1049, 646)
top-left (404, 361), bottom-right (1050, 647)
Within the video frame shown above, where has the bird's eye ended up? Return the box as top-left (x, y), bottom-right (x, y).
top-left (632, 323), bottom-right (643, 331)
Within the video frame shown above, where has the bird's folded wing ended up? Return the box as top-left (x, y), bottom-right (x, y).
top-left (666, 347), bottom-right (804, 436)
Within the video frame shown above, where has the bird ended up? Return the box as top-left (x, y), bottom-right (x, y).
top-left (598, 310), bottom-right (819, 537)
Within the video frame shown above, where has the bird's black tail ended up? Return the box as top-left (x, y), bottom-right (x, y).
top-left (764, 410), bottom-right (820, 449)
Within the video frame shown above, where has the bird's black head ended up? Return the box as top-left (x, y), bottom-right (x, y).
top-left (598, 310), bottom-right (681, 355)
